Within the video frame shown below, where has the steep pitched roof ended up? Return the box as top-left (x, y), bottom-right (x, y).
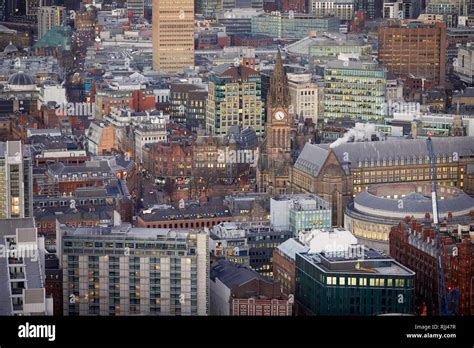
top-left (33, 26), bottom-right (72, 50)
top-left (294, 137), bottom-right (474, 177)
top-left (210, 260), bottom-right (267, 289)
top-left (293, 143), bottom-right (330, 177)
top-left (327, 137), bottom-right (474, 169)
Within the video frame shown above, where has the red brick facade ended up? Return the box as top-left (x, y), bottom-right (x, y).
top-left (231, 278), bottom-right (292, 316)
top-left (272, 248), bottom-right (296, 296)
top-left (390, 218), bottom-right (473, 315)
top-left (149, 142), bottom-right (193, 178)
top-left (279, 0), bottom-right (306, 13)
top-left (232, 298), bottom-right (292, 316)
top-left (136, 215), bottom-right (232, 229)
top-left (233, 34), bottom-right (273, 48)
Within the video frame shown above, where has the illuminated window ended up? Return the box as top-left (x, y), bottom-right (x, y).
top-left (11, 197), bottom-right (20, 216)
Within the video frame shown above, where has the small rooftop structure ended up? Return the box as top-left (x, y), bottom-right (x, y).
top-left (298, 227), bottom-right (358, 254)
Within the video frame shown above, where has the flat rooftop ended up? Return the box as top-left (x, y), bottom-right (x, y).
top-left (298, 247), bottom-right (414, 277)
top-left (61, 224), bottom-right (200, 240)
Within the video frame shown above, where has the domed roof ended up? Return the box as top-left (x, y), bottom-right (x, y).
top-left (402, 192), bottom-right (430, 201)
top-left (3, 41), bottom-right (18, 54)
top-left (8, 71), bottom-right (35, 86)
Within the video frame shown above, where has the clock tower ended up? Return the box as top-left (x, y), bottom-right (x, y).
top-left (257, 50), bottom-right (294, 194)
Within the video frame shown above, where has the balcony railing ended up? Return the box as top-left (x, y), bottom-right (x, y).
top-left (9, 272), bottom-right (25, 280)
top-left (8, 258), bottom-right (24, 265)
top-left (11, 288), bottom-right (24, 295)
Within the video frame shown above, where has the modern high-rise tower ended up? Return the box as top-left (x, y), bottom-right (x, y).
top-left (58, 225), bottom-right (209, 316)
top-left (37, 6), bottom-right (66, 39)
top-left (0, 141), bottom-right (33, 219)
top-left (152, 0), bottom-right (195, 73)
top-left (206, 64), bottom-right (264, 135)
top-left (378, 20), bottom-right (447, 87)
top-left (127, 0), bottom-right (145, 17)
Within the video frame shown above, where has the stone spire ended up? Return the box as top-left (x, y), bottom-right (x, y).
top-left (267, 49), bottom-right (291, 109)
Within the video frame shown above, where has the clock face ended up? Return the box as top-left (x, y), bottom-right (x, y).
top-left (274, 111), bottom-right (285, 121)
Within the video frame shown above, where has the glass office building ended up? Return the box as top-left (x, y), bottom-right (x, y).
top-left (295, 247), bottom-right (415, 315)
top-left (289, 207), bottom-right (332, 235)
top-left (206, 64), bottom-right (264, 135)
top-left (251, 13), bottom-right (340, 39)
top-left (287, 197), bottom-right (332, 235)
top-left (308, 40), bottom-right (372, 60)
top-left (323, 60), bottom-right (387, 121)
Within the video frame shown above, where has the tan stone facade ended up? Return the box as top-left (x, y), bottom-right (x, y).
top-left (290, 150), bottom-right (352, 226)
top-left (152, 0), bottom-right (195, 73)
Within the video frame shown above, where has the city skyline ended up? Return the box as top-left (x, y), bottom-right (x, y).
top-left (0, 2), bottom-right (472, 346)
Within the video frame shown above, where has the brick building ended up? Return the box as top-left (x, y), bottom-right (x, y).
top-left (35, 205), bottom-right (115, 242)
top-left (378, 20), bottom-right (447, 87)
top-left (272, 238), bottom-right (309, 296)
top-left (232, 34), bottom-right (273, 48)
top-left (210, 260), bottom-right (292, 316)
top-left (44, 254), bottom-right (63, 316)
top-left (37, 161), bottom-right (116, 196)
top-left (33, 150), bottom-right (90, 167)
top-left (279, 0), bottom-right (306, 13)
top-left (33, 182), bottom-right (133, 224)
top-left (136, 204), bottom-right (233, 229)
top-left (390, 217), bottom-right (474, 315)
top-left (35, 157), bottom-right (135, 199)
top-left (147, 141), bottom-right (193, 178)
top-left (196, 30), bottom-right (229, 49)
top-left (94, 87), bottom-right (156, 119)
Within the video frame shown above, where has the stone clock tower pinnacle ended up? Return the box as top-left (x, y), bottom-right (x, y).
top-left (267, 50), bottom-right (291, 112)
top-left (256, 50), bottom-right (294, 194)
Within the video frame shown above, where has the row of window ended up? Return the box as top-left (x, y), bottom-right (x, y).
top-left (325, 276), bottom-right (412, 288)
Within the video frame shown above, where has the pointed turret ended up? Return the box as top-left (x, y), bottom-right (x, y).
top-left (267, 49), bottom-right (291, 109)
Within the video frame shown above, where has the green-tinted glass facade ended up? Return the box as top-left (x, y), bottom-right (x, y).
top-left (289, 209), bottom-right (332, 235)
top-left (207, 66), bottom-right (264, 135)
top-left (295, 253), bottom-right (415, 315)
top-left (251, 14), bottom-right (340, 39)
top-left (324, 61), bottom-right (387, 121)
top-left (309, 44), bottom-right (371, 59)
